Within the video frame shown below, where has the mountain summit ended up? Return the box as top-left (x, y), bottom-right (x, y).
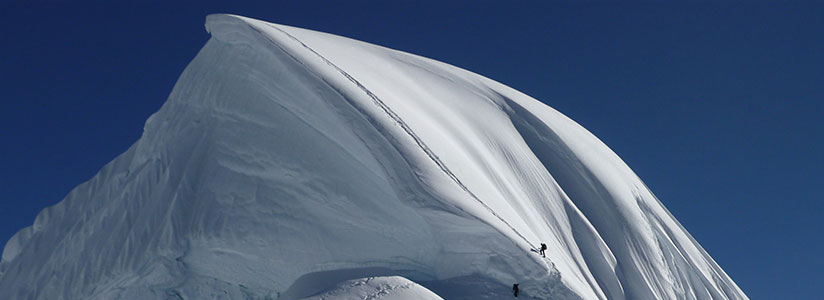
top-left (0, 15), bottom-right (747, 300)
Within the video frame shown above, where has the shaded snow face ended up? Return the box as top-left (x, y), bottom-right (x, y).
top-left (0, 14), bottom-right (746, 300)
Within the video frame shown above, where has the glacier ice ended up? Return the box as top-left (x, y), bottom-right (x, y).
top-left (0, 14), bottom-right (747, 300)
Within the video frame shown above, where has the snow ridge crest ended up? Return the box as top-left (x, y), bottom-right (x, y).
top-left (0, 14), bottom-right (747, 300)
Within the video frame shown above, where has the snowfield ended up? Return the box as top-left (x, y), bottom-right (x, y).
top-left (0, 14), bottom-right (747, 300)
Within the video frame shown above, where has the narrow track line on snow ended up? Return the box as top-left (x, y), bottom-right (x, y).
top-left (251, 22), bottom-right (536, 251)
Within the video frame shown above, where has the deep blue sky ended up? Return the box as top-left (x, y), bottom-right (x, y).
top-left (2, 2), bottom-right (821, 298)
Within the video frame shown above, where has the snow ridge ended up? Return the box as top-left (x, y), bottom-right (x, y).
top-left (303, 276), bottom-right (442, 300)
top-left (0, 14), bottom-right (748, 300)
top-left (252, 21), bottom-right (538, 252)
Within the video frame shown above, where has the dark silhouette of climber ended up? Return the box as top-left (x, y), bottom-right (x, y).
top-left (513, 283), bottom-right (519, 297)
top-left (540, 243), bottom-right (547, 257)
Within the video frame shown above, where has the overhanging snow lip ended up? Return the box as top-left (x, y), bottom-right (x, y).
top-left (205, 14), bottom-right (273, 47)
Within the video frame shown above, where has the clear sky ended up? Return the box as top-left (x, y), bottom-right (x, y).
top-left (1, 2), bottom-right (821, 299)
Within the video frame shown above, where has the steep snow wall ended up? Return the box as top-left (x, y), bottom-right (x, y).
top-left (0, 14), bottom-right (747, 300)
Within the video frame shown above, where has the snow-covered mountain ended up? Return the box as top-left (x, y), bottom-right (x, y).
top-left (0, 15), bottom-right (747, 300)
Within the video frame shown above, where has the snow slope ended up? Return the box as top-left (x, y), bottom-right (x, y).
top-left (300, 276), bottom-right (443, 300)
top-left (0, 14), bottom-right (747, 300)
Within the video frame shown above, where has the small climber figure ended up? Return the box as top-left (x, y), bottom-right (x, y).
top-left (540, 243), bottom-right (547, 258)
top-left (513, 283), bottom-right (519, 297)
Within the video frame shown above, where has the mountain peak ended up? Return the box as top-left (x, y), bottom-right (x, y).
top-left (0, 15), bottom-right (747, 300)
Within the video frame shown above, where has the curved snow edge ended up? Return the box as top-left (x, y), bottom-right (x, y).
top-left (301, 276), bottom-right (444, 300)
top-left (1, 142), bottom-right (139, 274)
top-left (200, 13), bottom-right (576, 299)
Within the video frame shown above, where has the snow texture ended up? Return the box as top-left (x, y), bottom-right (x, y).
top-left (300, 276), bottom-right (443, 300)
top-left (0, 14), bottom-right (747, 300)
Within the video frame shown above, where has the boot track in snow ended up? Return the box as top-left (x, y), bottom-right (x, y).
top-left (248, 22), bottom-right (542, 258)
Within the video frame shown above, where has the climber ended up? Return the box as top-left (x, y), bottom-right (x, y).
top-left (513, 283), bottom-right (519, 297)
top-left (540, 243), bottom-right (547, 258)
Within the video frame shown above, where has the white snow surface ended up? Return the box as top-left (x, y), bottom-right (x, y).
top-left (0, 14), bottom-right (748, 300)
top-left (300, 276), bottom-right (443, 300)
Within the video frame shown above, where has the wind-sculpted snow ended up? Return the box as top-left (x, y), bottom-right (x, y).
top-left (300, 276), bottom-right (443, 300)
top-left (0, 14), bottom-right (747, 300)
